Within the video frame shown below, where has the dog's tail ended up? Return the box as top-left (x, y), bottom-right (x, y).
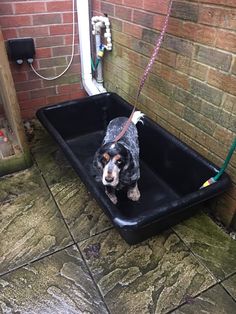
top-left (131, 111), bottom-right (145, 125)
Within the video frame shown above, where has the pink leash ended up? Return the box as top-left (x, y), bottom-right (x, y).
top-left (114, 0), bottom-right (173, 142)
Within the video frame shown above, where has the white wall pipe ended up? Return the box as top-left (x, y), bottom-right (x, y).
top-left (76, 0), bottom-right (104, 95)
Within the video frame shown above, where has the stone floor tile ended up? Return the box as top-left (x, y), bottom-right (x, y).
top-left (79, 228), bottom-right (216, 314)
top-left (0, 245), bottom-right (108, 314)
top-left (172, 284), bottom-right (236, 314)
top-left (222, 274), bottom-right (236, 301)
top-left (0, 166), bottom-right (72, 275)
top-left (30, 120), bottom-right (112, 242)
top-left (173, 212), bottom-right (236, 280)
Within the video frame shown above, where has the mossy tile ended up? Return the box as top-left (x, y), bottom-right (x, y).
top-left (31, 120), bottom-right (112, 242)
top-left (0, 166), bottom-right (42, 203)
top-left (173, 212), bottom-right (236, 280)
top-left (0, 166), bottom-right (72, 275)
top-left (0, 246), bottom-right (108, 314)
top-left (222, 274), bottom-right (236, 301)
top-left (173, 284), bottom-right (236, 314)
top-left (28, 119), bottom-right (55, 152)
top-left (51, 175), bottom-right (112, 242)
top-left (79, 228), bottom-right (215, 314)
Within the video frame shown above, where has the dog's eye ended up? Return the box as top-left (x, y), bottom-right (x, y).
top-left (116, 159), bottom-right (123, 166)
top-left (101, 157), bottom-right (108, 165)
top-left (101, 153), bottom-right (110, 165)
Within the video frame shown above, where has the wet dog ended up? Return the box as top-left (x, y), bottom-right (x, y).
top-left (93, 111), bottom-right (144, 204)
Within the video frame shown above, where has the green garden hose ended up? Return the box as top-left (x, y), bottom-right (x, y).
top-left (201, 137), bottom-right (236, 188)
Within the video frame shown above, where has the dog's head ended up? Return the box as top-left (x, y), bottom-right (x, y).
top-left (93, 142), bottom-right (132, 188)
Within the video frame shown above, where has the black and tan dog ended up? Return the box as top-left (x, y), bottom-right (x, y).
top-left (93, 111), bottom-right (144, 204)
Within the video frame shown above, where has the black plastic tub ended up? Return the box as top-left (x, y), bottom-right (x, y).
top-left (37, 92), bottom-right (231, 244)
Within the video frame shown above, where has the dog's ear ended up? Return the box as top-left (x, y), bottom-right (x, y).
top-left (120, 149), bottom-right (134, 175)
top-left (93, 148), bottom-right (104, 181)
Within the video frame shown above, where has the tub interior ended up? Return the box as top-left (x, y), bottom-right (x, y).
top-left (42, 93), bottom-right (220, 220)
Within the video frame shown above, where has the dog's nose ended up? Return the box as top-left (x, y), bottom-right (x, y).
top-left (105, 176), bottom-right (114, 183)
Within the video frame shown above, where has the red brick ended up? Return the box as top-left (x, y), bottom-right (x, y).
top-left (20, 97), bottom-right (46, 110)
top-left (39, 56), bottom-right (67, 68)
top-left (200, 0), bottom-right (236, 8)
top-left (190, 61), bottom-right (209, 81)
top-left (153, 14), bottom-right (168, 30)
top-left (12, 72), bottom-right (28, 83)
top-left (157, 48), bottom-right (177, 68)
top-left (216, 30), bottom-right (236, 53)
top-left (20, 107), bottom-right (40, 119)
top-left (28, 68), bottom-right (57, 81)
top-left (108, 17), bottom-right (123, 31)
top-left (102, 0), bottom-right (122, 4)
top-left (0, 15), bottom-right (31, 28)
top-left (223, 95), bottom-right (236, 114)
top-left (63, 12), bottom-right (75, 23)
top-left (0, 3), bottom-right (14, 15)
top-left (36, 47), bottom-right (52, 59)
top-left (123, 22), bottom-right (142, 38)
top-left (46, 94), bottom-right (70, 104)
top-left (208, 68), bottom-right (236, 96)
top-left (1, 29), bottom-right (17, 40)
top-left (15, 80), bottom-right (42, 92)
top-left (167, 17), bottom-right (183, 36)
top-left (175, 55), bottom-right (190, 74)
top-left (101, 2), bottom-right (115, 16)
top-left (10, 62), bottom-right (29, 74)
top-left (33, 14), bottom-right (61, 26)
top-left (52, 46), bottom-right (74, 57)
top-left (123, 0), bottom-right (143, 9)
top-left (46, 1), bottom-right (72, 12)
top-left (115, 6), bottom-right (132, 21)
top-left (199, 6), bottom-right (236, 30)
top-left (68, 54), bottom-right (80, 65)
top-left (143, 0), bottom-right (169, 14)
top-left (15, 2), bottom-right (46, 14)
top-left (36, 36), bottom-right (64, 48)
top-left (69, 90), bottom-right (87, 100)
top-left (181, 22), bottom-right (216, 45)
top-left (57, 83), bottom-right (82, 94)
top-left (31, 87), bottom-right (57, 99)
top-left (214, 125), bottom-right (235, 146)
top-left (158, 64), bottom-right (190, 90)
top-left (92, 0), bottom-right (101, 12)
top-left (64, 34), bottom-right (78, 45)
top-left (133, 10), bottom-right (154, 28)
top-left (55, 63), bottom-right (80, 75)
top-left (18, 26), bottom-right (49, 38)
top-left (17, 91), bottom-right (30, 101)
top-left (50, 24), bottom-right (73, 36)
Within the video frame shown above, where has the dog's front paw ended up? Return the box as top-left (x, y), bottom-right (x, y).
top-left (109, 194), bottom-right (118, 205)
top-left (105, 188), bottom-right (118, 205)
top-left (127, 184), bottom-right (140, 202)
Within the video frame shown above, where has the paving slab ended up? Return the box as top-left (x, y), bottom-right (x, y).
top-left (173, 212), bottom-right (236, 280)
top-left (30, 120), bottom-right (112, 242)
top-left (79, 228), bottom-right (216, 314)
top-left (172, 284), bottom-right (236, 314)
top-left (0, 166), bottom-right (72, 275)
top-left (0, 245), bottom-right (108, 314)
top-left (222, 274), bottom-right (236, 301)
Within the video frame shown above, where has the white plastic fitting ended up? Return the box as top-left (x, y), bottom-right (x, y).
top-left (91, 16), bottom-right (112, 51)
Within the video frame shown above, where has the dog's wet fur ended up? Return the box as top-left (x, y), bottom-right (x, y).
top-left (93, 114), bottom-right (143, 204)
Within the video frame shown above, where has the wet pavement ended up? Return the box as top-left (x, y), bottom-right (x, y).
top-left (0, 121), bottom-right (236, 314)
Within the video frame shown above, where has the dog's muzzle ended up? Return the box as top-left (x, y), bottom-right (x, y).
top-left (102, 161), bottom-right (120, 187)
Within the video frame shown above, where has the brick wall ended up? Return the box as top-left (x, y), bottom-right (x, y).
top-left (0, 0), bottom-right (86, 119)
top-left (93, 0), bottom-right (236, 228)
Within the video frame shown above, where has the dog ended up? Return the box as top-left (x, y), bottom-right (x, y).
top-left (93, 111), bottom-right (144, 204)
